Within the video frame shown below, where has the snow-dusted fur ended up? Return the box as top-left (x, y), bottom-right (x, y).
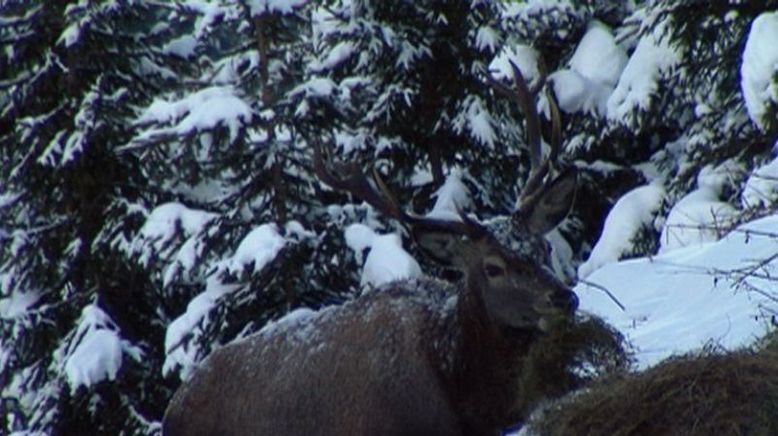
top-left (164, 274), bottom-right (567, 436)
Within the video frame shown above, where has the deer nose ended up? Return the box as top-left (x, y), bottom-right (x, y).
top-left (550, 289), bottom-right (578, 314)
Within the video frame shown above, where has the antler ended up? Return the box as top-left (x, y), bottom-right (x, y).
top-left (312, 140), bottom-right (482, 236)
top-left (487, 59), bottom-right (563, 211)
top-left (313, 141), bottom-right (406, 221)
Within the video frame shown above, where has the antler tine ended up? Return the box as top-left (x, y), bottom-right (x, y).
top-left (486, 56), bottom-right (568, 216)
top-left (546, 85), bottom-right (562, 166)
top-left (509, 61), bottom-right (549, 201)
top-left (521, 76), bottom-right (565, 203)
top-left (486, 61), bottom-right (543, 169)
top-left (313, 140), bottom-right (406, 222)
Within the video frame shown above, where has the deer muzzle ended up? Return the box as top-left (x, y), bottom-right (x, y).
top-left (550, 289), bottom-right (578, 315)
top-left (536, 289), bottom-right (578, 332)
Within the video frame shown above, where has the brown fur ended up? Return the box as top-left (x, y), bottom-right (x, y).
top-left (164, 275), bottom-right (567, 436)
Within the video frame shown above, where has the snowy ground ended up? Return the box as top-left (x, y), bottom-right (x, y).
top-left (577, 215), bottom-right (778, 369)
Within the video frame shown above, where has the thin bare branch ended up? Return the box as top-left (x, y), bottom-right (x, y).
top-left (578, 279), bottom-right (627, 312)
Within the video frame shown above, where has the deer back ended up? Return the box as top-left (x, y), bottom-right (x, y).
top-left (164, 279), bottom-right (465, 436)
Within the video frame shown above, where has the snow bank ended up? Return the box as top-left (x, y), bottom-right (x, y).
top-left (741, 11), bottom-right (778, 131)
top-left (578, 214), bottom-right (778, 369)
top-left (578, 183), bottom-right (665, 278)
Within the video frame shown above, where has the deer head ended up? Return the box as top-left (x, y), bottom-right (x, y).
top-left (410, 173), bottom-right (578, 331)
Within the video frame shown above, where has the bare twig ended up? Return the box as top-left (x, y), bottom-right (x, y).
top-left (578, 278), bottom-right (627, 312)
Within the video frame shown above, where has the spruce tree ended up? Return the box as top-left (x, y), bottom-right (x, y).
top-left (1, 1), bottom-right (190, 433)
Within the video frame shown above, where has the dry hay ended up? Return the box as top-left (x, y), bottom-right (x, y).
top-left (529, 346), bottom-right (778, 436)
top-left (509, 315), bottom-right (632, 425)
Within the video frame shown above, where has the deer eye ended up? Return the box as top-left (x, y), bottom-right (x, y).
top-left (484, 263), bottom-right (505, 278)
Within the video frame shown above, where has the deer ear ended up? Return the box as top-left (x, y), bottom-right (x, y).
top-left (524, 169), bottom-right (577, 235)
top-left (413, 229), bottom-right (469, 269)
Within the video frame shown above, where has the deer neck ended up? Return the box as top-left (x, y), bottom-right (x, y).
top-left (432, 279), bottom-right (539, 432)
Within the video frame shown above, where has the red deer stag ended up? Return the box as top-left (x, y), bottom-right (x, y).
top-left (163, 62), bottom-right (578, 436)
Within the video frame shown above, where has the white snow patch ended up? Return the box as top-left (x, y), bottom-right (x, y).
top-left (291, 78), bottom-right (336, 98)
top-left (489, 44), bottom-right (541, 86)
top-left (0, 289), bottom-right (40, 319)
top-left (549, 69), bottom-right (608, 115)
top-left (0, 192), bottom-right (19, 208)
top-left (659, 166), bottom-right (738, 254)
top-left (65, 330), bottom-right (123, 392)
top-left (130, 202), bottom-right (217, 269)
top-left (136, 86), bottom-right (252, 143)
top-left (426, 170), bottom-right (473, 221)
top-left (58, 23), bottom-right (81, 47)
top-left (569, 21), bottom-right (627, 88)
top-left (361, 233), bottom-right (422, 289)
top-left (579, 214), bottom-right (778, 369)
top-left (310, 41), bottom-right (355, 72)
top-left (163, 35), bottom-right (198, 59)
top-left (550, 21), bottom-right (627, 115)
top-left (64, 305), bottom-right (140, 392)
top-left (741, 11), bottom-right (778, 131)
top-left (607, 21), bottom-right (680, 123)
top-left (164, 278), bottom-right (239, 379)
top-left (345, 223), bottom-right (376, 264)
top-left (742, 154), bottom-right (778, 209)
top-left (396, 41), bottom-right (432, 70)
top-left (180, 0), bottom-right (224, 38)
top-left (475, 26), bottom-right (499, 53)
top-left (164, 221), bottom-right (303, 378)
top-left (579, 183), bottom-right (665, 278)
top-left (228, 224), bottom-right (287, 275)
top-left (464, 97), bottom-right (496, 148)
top-left (285, 220), bottom-right (315, 240)
top-left (502, 0), bottom-right (574, 20)
top-left (247, 0), bottom-right (308, 16)
top-left (344, 224), bottom-right (421, 289)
